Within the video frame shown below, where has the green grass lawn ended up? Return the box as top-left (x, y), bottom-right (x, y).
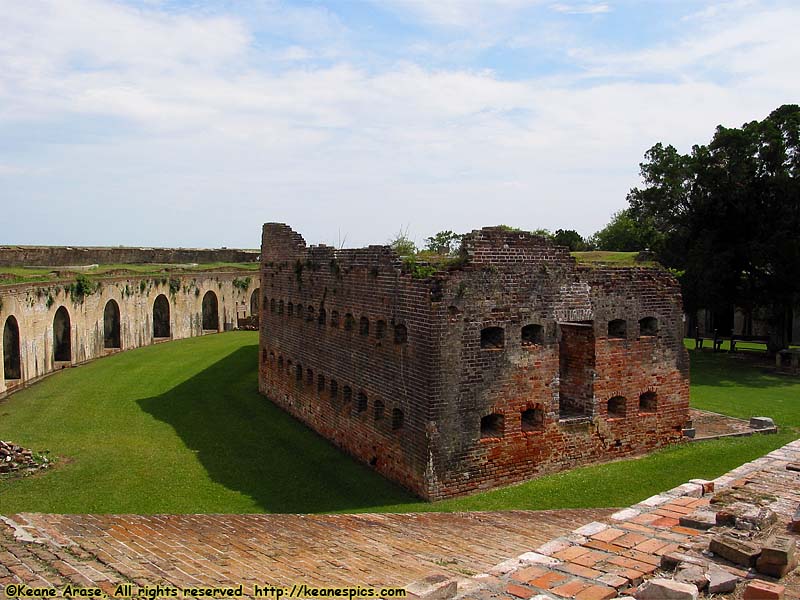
top-left (0, 333), bottom-right (796, 514)
top-left (571, 251), bottom-right (653, 266)
top-left (0, 262), bottom-right (259, 285)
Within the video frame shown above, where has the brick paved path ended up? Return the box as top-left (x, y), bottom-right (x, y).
top-left (0, 509), bottom-right (611, 595)
top-left (2, 439), bottom-right (799, 599)
top-left (460, 439), bottom-right (800, 600)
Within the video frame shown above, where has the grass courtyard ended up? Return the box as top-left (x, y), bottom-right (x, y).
top-left (0, 332), bottom-right (797, 514)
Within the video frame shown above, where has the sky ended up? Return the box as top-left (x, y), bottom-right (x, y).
top-left (1, 0), bottom-right (798, 249)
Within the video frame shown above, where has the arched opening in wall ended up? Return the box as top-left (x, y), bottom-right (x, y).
top-left (103, 300), bottom-right (121, 349)
top-left (359, 317), bottom-right (369, 336)
top-left (521, 324), bottom-right (543, 346)
top-left (343, 386), bottom-right (352, 404)
top-left (608, 319), bottom-right (627, 339)
top-left (307, 306), bottom-right (315, 322)
top-left (202, 291), bottom-right (219, 331)
top-left (639, 317), bottom-right (658, 337)
top-left (270, 298), bottom-right (276, 314)
top-left (306, 368), bottom-right (314, 385)
top-left (3, 316), bottom-right (21, 380)
top-left (394, 323), bottom-right (407, 344)
top-left (53, 307), bottom-right (71, 363)
top-left (250, 289), bottom-right (260, 316)
top-left (391, 408), bottom-right (404, 431)
top-left (639, 391), bottom-right (657, 413)
top-left (376, 320), bottom-right (386, 339)
top-left (480, 414), bottom-right (504, 438)
top-left (607, 396), bottom-right (626, 418)
top-left (331, 311), bottom-right (340, 328)
top-left (153, 294), bottom-right (170, 339)
top-left (344, 313), bottom-right (355, 331)
top-left (278, 355), bottom-right (284, 369)
top-left (318, 308), bottom-right (326, 326)
top-left (278, 300), bottom-right (284, 315)
top-left (288, 302), bottom-right (294, 317)
top-left (480, 326), bottom-right (504, 349)
top-left (521, 407), bottom-right (544, 432)
top-left (356, 391), bottom-right (368, 413)
top-left (374, 399), bottom-right (385, 421)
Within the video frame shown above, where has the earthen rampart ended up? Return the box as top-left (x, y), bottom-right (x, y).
top-left (0, 246), bottom-right (259, 267)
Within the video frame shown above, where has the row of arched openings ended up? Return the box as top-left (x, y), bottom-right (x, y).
top-left (2, 292), bottom-right (221, 380)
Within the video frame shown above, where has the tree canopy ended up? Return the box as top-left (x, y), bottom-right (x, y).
top-left (624, 104), bottom-right (800, 349)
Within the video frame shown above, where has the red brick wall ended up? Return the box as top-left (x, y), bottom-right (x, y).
top-left (259, 225), bottom-right (690, 501)
top-left (258, 224), bottom-right (436, 497)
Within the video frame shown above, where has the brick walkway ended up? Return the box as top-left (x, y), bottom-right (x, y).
top-left (0, 509), bottom-right (610, 595)
top-left (457, 439), bottom-right (800, 600)
top-left (2, 439), bottom-right (799, 599)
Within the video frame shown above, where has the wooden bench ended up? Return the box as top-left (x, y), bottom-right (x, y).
top-left (694, 328), bottom-right (728, 351)
top-left (730, 334), bottom-right (769, 352)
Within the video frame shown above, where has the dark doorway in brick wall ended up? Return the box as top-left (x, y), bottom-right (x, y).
top-left (391, 408), bottom-right (404, 430)
top-left (53, 306), bottom-right (71, 362)
top-left (558, 322), bottom-right (595, 419)
top-left (3, 315), bottom-right (21, 380)
top-left (104, 299), bottom-right (121, 349)
top-left (250, 288), bottom-right (260, 316)
top-left (202, 291), bottom-right (219, 331)
top-left (153, 294), bottom-right (170, 339)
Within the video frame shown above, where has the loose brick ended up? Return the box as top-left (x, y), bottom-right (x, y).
top-left (709, 535), bottom-right (761, 567)
top-left (743, 580), bottom-right (784, 600)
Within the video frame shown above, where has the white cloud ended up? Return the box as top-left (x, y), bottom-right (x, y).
top-left (0, 0), bottom-right (798, 247)
top-left (550, 3), bottom-right (610, 15)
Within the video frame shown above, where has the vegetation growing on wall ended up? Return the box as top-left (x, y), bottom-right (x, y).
top-left (67, 275), bottom-right (99, 303)
top-left (232, 277), bottom-right (252, 292)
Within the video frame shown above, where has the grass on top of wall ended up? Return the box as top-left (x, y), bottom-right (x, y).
top-left (0, 262), bottom-right (260, 285)
top-left (0, 333), bottom-right (796, 514)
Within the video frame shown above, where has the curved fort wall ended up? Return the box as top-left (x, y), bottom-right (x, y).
top-left (0, 273), bottom-right (259, 397)
top-left (259, 224), bottom-right (690, 500)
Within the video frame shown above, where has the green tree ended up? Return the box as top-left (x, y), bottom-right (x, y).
top-left (424, 230), bottom-right (462, 255)
top-left (552, 229), bottom-right (588, 251)
top-left (590, 210), bottom-right (649, 251)
top-left (626, 105), bottom-right (800, 351)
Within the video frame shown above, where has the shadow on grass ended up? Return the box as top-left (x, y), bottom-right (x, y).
top-left (137, 344), bottom-right (418, 513)
top-left (688, 348), bottom-right (798, 390)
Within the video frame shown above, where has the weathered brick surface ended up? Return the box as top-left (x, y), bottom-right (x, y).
top-left (463, 439), bottom-right (800, 600)
top-left (259, 225), bottom-right (690, 499)
top-left (1, 509), bottom-right (610, 591)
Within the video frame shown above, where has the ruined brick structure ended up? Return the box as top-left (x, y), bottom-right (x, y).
top-left (259, 224), bottom-right (690, 500)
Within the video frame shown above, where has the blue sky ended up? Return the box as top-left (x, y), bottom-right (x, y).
top-left (1, 0), bottom-right (798, 249)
